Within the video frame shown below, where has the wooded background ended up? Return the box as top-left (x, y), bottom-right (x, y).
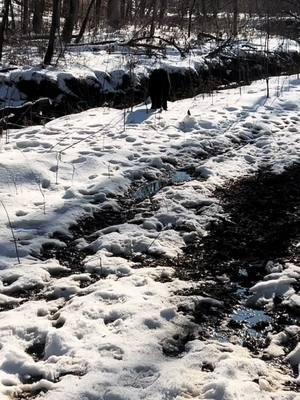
top-left (0, 0), bottom-right (299, 64)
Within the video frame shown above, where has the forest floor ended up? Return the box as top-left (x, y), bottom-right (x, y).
top-left (0, 72), bottom-right (299, 399)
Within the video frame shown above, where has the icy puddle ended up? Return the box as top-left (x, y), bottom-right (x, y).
top-left (134, 170), bottom-right (193, 202)
top-left (231, 306), bottom-right (272, 336)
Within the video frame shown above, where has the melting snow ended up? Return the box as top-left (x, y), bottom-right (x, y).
top-left (0, 74), bottom-right (299, 399)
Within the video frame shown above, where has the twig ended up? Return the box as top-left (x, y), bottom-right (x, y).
top-left (206, 37), bottom-right (233, 58)
top-left (0, 200), bottom-right (20, 264)
top-left (125, 35), bottom-right (187, 58)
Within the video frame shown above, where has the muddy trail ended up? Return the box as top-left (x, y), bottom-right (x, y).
top-left (174, 164), bottom-right (300, 358)
top-left (179, 163), bottom-right (300, 282)
top-left (37, 161), bottom-right (300, 383)
top-left (6, 158), bottom-right (298, 399)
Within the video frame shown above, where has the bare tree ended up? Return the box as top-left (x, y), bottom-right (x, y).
top-left (138, 0), bottom-right (147, 19)
top-left (232, 0), bottom-right (239, 37)
top-left (201, 0), bottom-right (207, 31)
top-left (44, 0), bottom-right (61, 65)
top-left (75, 0), bottom-right (96, 43)
top-left (9, 0), bottom-right (15, 31)
top-left (188, 0), bottom-right (197, 37)
top-left (107, 0), bottom-right (122, 28)
top-left (150, 0), bottom-right (158, 36)
top-left (94, 0), bottom-right (102, 28)
top-left (0, 0), bottom-right (10, 61)
top-left (62, 0), bottom-right (79, 43)
top-left (125, 0), bottom-right (133, 22)
top-left (32, 0), bottom-right (45, 34)
top-left (22, 0), bottom-right (29, 34)
top-left (159, 0), bottom-right (167, 25)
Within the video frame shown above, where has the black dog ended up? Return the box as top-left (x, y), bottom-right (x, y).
top-left (148, 68), bottom-right (170, 111)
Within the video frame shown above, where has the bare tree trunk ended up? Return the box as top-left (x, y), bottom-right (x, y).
top-left (178, 0), bottom-right (187, 31)
top-left (62, 0), bottom-right (79, 43)
top-left (75, 0), bottom-right (96, 43)
top-left (201, 0), bottom-right (207, 31)
top-left (107, 0), bottom-right (121, 28)
top-left (125, 0), bottom-right (133, 22)
top-left (150, 0), bottom-right (158, 36)
top-left (232, 0), bottom-right (238, 37)
top-left (94, 0), bottom-right (102, 27)
top-left (159, 0), bottom-right (167, 26)
top-left (138, 0), bottom-right (146, 19)
top-left (265, 5), bottom-right (270, 98)
top-left (212, 0), bottom-right (219, 31)
top-left (120, 0), bottom-right (125, 20)
top-left (22, 0), bottom-right (29, 34)
top-left (0, 0), bottom-right (10, 61)
top-left (188, 0), bottom-right (196, 37)
top-left (32, 0), bottom-right (45, 34)
top-left (9, 0), bottom-right (15, 30)
top-left (44, 0), bottom-right (61, 65)
top-left (62, 0), bottom-right (68, 17)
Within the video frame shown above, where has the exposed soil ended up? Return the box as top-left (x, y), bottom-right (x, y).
top-left (178, 163), bottom-right (300, 282)
top-left (171, 163), bottom-right (300, 384)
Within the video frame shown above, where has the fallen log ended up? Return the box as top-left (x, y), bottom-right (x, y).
top-left (0, 97), bottom-right (51, 128)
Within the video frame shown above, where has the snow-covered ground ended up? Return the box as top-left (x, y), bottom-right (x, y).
top-left (0, 73), bottom-right (299, 399)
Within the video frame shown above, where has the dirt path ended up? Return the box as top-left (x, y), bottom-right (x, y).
top-left (174, 165), bottom-right (299, 374)
top-left (31, 163), bottom-right (299, 395)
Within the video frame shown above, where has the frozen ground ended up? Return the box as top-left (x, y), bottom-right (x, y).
top-left (0, 73), bottom-right (299, 399)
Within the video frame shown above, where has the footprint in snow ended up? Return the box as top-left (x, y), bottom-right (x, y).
top-left (289, 127), bottom-right (298, 132)
top-left (34, 201), bottom-right (45, 206)
top-left (63, 189), bottom-right (76, 199)
top-left (132, 277), bottom-right (148, 287)
top-left (144, 318), bottom-right (161, 330)
top-left (15, 210), bottom-right (28, 217)
top-left (16, 140), bottom-right (40, 149)
top-left (71, 157), bottom-right (86, 164)
top-left (95, 291), bottom-right (127, 305)
top-left (104, 310), bottom-right (129, 326)
top-left (225, 106), bottom-right (239, 112)
top-left (160, 308), bottom-right (176, 321)
top-left (42, 179), bottom-right (50, 189)
top-left (98, 344), bottom-right (124, 360)
top-left (119, 365), bottom-right (160, 389)
top-left (52, 314), bottom-right (66, 329)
